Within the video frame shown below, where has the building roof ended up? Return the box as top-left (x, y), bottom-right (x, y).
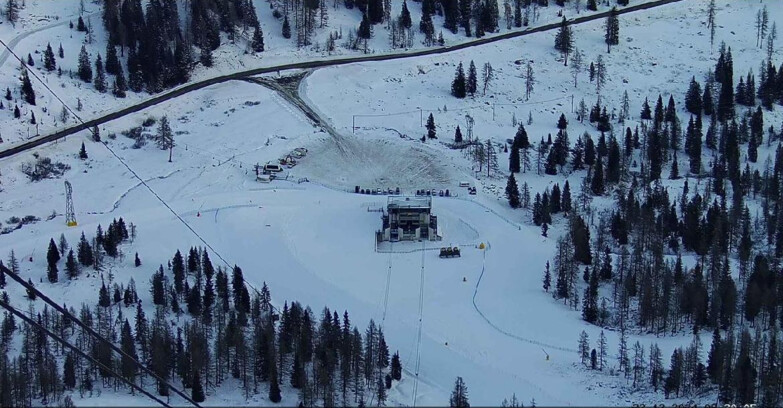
top-left (387, 196), bottom-right (431, 210)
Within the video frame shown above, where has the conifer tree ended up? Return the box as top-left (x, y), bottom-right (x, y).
top-left (506, 173), bottom-right (521, 208)
top-left (282, 14), bottom-right (291, 38)
top-left (454, 126), bottom-right (463, 143)
top-left (586, 0), bottom-right (597, 11)
top-left (467, 60), bottom-right (478, 96)
top-left (460, 0), bottom-right (472, 36)
top-left (77, 45), bottom-right (92, 82)
top-left (452, 62), bottom-right (467, 98)
top-left (44, 43), bottom-right (56, 71)
top-left (65, 249), bottom-right (78, 279)
top-left (400, 0), bottom-right (412, 28)
top-left (449, 377), bottom-right (470, 408)
top-left (94, 54), bottom-right (107, 93)
top-left (554, 17), bottom-right (573, 65)
top-left (685, 77), bottom-right (703, 114)
top-left (112, 65), bottom-right (127, 98)
top-left (543, 261), bottom-right (551, 292)
top-left (426, 113), bottom-right (436, 138)
top-left (509, 144), bottom-right (520, 173)
top-left (252, 26), bottom-right (265, 53)
top-left (604, 8), bottom-right (619, 53)
top-left (20, 69), bottom-right (35, 105)
top-left (105, 43), bottom-right (120, 75)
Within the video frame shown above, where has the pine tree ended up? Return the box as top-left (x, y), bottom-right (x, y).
top-left (460, 0), bottom-right (472, 36)
top-left (112, 65), bottom-right (127, 98)
top-left (58, 43), bottom-right (64, 59)
top-left (586, 0), bottom-right (597, 11)
top-left (400, 0), bottom-right (412, 28)
top-left (509, 145), bottom-right (520, 173)
top-left (105, 43), bottom-right (119, 75)
top-left (452, 62), bottom-right (467, 98)
top-left (199, 45), bottom-right (213, 67)
top-left (604, 8), bottom-right (619, 53)
top-left (44, 43), bottom-right (56, 71)
top-left (467, 60), bottom-right (478, 96)
top-left (252, 26), bottom-right (265, 53)
top-left (554, 17), bottom-right (573, 65)
top-left (454, 126), bottom-right (463, 144)
top-left (426, 113), bottom-right (436, 139)
top-left (282, 14), bottom-right (291, 39)
top-left (20, 69), bottom-right (35, 105)
top-left (63, 353), bottom-right (76, 389)
top-left (94, 54), bottom-right (107, 93)
top-left (506, 173), bottom-right (521, 208)
top-left (77, 45), bottom-right (92, 83)
top-left (449, 377), bottom-right (470, 407)
top-left (65, 250), bottom-right (78, 279)
top-left (543, 261), bottom-right (551, 292)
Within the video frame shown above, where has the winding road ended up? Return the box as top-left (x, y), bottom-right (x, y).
top-left (0, 11), bottom-right (100, 69)
top-left (0, 0), bottom-right (684, 160)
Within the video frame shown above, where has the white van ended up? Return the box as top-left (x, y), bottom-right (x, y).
top-left (459, 181), bottom-right (470, 188)
top-left (257, 174), bottom-right (272, 183)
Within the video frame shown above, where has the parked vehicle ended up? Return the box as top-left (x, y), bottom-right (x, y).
top-left (263, 163), bottom-right (283, 173)
top-left (459, 181), bottom-right (470, 187)
top-left (439, 247), bottom-right (461, 258)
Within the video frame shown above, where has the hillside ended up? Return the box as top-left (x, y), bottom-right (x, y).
top-left (1, 0), bottom-right (783, 407)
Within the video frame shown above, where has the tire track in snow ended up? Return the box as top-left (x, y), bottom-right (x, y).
top-left (87, 169), bottom-right (181, 214)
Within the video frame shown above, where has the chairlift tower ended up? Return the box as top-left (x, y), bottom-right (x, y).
top-left (65, 181), bottom-right (77, 227)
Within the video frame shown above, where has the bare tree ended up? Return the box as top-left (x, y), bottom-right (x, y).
top-left (595, 55), bottom-right (606, 95)
top-left (524, 61), bottom-right (535, 100)
top-left (570, 48), bottom-right (583, 87)
top-left (707, 0), bottom-right (716, 51)
top-left (482, 62), bottom-right (494, 96)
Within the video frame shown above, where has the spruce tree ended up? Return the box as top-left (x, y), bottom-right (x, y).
top-left (454, 126), bottom-right (463, 143)
top-left (554, 17), bottom-right (573, 64)
top-left (506, 173), bottom-right (521, 208)
top-left (460, 0), bottom-right (472, 36)
top-left (44, 43), bottom-right (57, 71)
top-left (509, 145), bottom-right (520, 173)
top-left (449, 377), bottom-right (470, 408)
top-left (467, 60), bottom-right (478, 96)
top-left (20, 69), bottom-right (35, 105)
top-left (282, 14), bottom-right (292, 39)
top-left (105, 43), bottom-right (120, 75)
top-left (65, 250), bottom-right (79, 279)
top-left (685, 77), bottom-right (703, 114)
top-left (77, 45), bottom-right (92, 82)
top-left (452, 63), bottom-right (467, 98)
top-left (604, 8), bottom-right (619, 53)
top-left (112, 65), bottom-right (127, 98)
top-left (252, 26), bottom-right (265, 53)
top-left (426, 113), bottom-right (436, 139)
top-left (94, 54), bottom-right (107, 93)
top-left (400, 0), bottom-right (412, 28)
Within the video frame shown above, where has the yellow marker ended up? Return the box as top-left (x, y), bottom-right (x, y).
top-left (478, 242), bottom-right (485, 250)
top-left (67, 221), bottom-right (78, 227)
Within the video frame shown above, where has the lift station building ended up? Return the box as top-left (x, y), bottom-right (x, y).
top-left (377, 196), bottom-right (439, 242)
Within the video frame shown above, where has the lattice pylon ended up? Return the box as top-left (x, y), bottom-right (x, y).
top-left (65, 181), bottom-right (77, 227)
